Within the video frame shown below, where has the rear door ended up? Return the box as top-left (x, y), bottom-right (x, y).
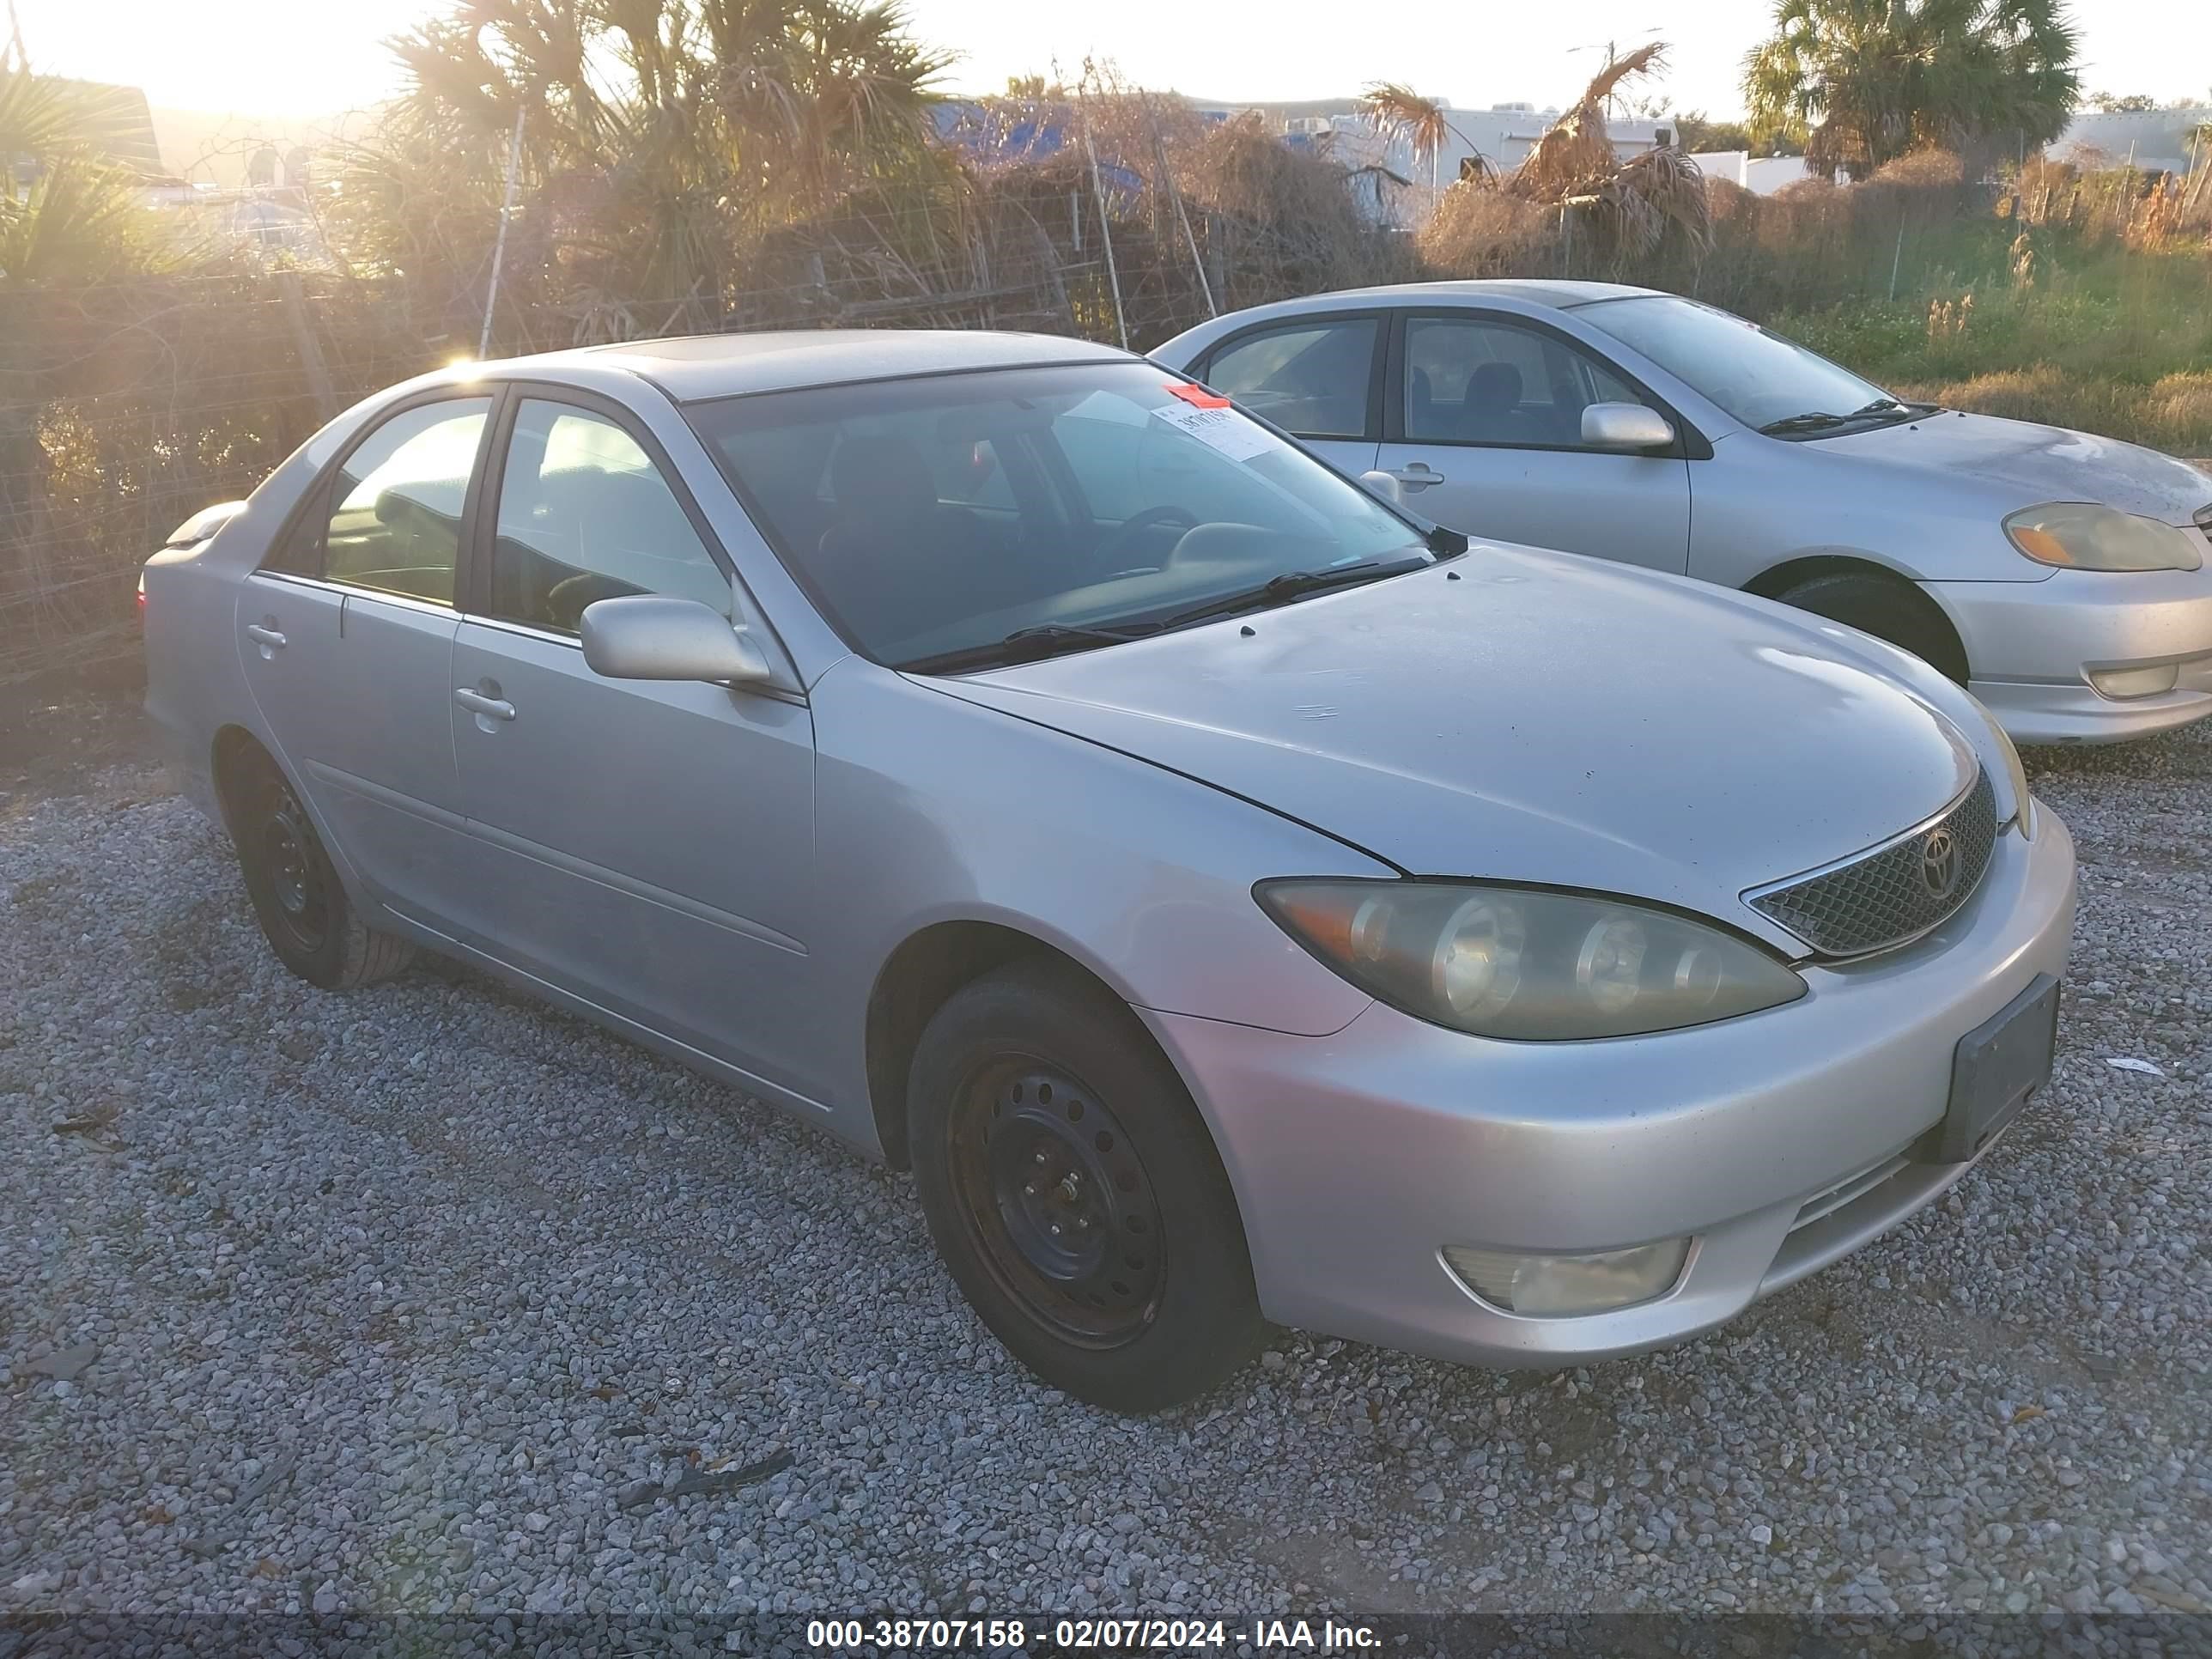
top-left (1192, 311), bottom-right (1385, 479)
top-left (1374, 310), bottom-right (1692, 574)
top-left (234, 393), bottom-right (493, 925)
top-left (443, 390), bottom-right (823, 1098)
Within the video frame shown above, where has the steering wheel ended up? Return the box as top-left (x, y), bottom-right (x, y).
top-left (1096, 506), bottom-right (1199, 573)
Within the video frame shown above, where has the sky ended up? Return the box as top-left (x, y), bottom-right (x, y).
top-left (20, 0), bottom-right (2212, 128)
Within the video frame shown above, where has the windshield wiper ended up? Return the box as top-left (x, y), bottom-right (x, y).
top-left (900, 622), bottom-right (1150, 675)
top-left (1155, 556), bottom-right (1427, 632)
top-left (1758, 409), bottom-right (1850, 434)
top-left (897, 556), bottom-right (1429, 674)
top-left (1759, 398), bottom-right (1927, 437)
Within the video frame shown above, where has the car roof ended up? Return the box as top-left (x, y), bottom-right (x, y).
top-left (1352, 278), bottom-right (1662, 306)
top-left (1194, 278), bottom-right (1665, 322)
top-left (477, 328), bottom-right (1136, 402)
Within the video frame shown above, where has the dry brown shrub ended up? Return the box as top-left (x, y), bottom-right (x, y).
top-left (1704, 176), bottom-right (1760, 230)
top-left (1923, 366), bottom-right (2068, 422)
top-left (1867, 149), bottom-right (1966, 189)
top-left (1176, 114), bottom-right (1406, 297)
top-left (1419, 186), bottom-right (1553, 276)
top-left (2147, 371), bottom-right (2212, 446)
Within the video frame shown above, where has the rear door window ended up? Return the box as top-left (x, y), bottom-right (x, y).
top-left (319, 398), bottom-right (493, 605)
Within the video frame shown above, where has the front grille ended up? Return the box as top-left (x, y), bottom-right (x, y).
top-left (1747, 771), bottom-right (1997, 958)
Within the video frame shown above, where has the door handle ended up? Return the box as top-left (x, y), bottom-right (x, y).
top-left (245, 623), bottom-right (287, 649)
top-left (453, 687), bottom-right (516, 721)
top-left (1388, 463), bottom-right (1444, 490)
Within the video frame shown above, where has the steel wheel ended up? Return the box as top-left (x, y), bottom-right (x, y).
top-left (258, 787), bottom-right (327, 955)
top-left (221, 741), bottom-right (415, 992)
top-left (947, 1057), bottom-right (1167, 1347)
top-left (908, 958), bottom-right (1265, 1412)
top-left (254, 777), bottom-right (331, 956)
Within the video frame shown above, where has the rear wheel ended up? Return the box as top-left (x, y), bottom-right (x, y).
top-left (228, 749), bottom-right (414, 990)
top-left (908, 959), bottom-right (1264, 1413)
top-left (1773, 569), bottom-right (1970, 685)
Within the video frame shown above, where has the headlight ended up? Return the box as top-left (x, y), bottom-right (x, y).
top-left (1256, 880), bottom-right (1805, 1040)
top-left (2004, 502), bottom-right (2203, 573)
top-left (1969, 693), bottom-right (2035, 840)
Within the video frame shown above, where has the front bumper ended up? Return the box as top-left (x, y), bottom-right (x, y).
top-left (1926, 565), bottom-right (2212, 744)
top-left (1145, 809), bottom-right (2076, 1370)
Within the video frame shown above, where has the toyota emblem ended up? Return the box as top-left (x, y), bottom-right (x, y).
top-left (1919, 827), bottom-right (1960, 899)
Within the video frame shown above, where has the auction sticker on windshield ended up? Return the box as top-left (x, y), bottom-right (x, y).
top-left (1152, 399), bottom-right (1278, 462)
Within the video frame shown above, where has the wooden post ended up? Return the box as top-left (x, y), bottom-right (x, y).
top-left (1147, 100), bottom-right (1215, 319)
top-left (1079, 106), bottom-right (1128, 349)
top-left (1028, 223), bottom-right (1076, 333)
top-left (277, 270), bottom-right (336, 423)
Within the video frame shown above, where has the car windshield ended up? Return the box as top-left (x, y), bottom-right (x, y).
top-left (687, 361), bottom-right (1431, 669)
top-left (1574, 295), bottom-right (1903, 434)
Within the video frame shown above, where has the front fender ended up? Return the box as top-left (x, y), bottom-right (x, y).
top-left (805, 659), bottom-right (1390, 1112)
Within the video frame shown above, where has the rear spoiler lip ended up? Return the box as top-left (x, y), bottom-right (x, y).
top-left (161, 500), bottom-right (250, 549)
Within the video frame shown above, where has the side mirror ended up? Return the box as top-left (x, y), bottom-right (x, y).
top-left (580, 594), bottom-right (773, 685)
top-left (1581, 402), bottom-right (1676, 451)
top-left (1357, 468), bottom-right (1405, 506)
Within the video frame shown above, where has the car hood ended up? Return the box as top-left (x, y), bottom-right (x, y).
top-left (921, 547), bottom-right (1980, 943)
top-left (1823, 410), bottom-right (2212, 525)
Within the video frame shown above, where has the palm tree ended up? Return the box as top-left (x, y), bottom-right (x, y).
top-left (0, 61), bottom-right (224, 652)
top-left (1513, 43), bottom-right (1710, 260)
top-left (0, 66), bottom-right (176, 284)
top-left (1359, 83), bottom-right (1464, 195)
top-left (349, 0), bottom-right (951, 336)
top-left (1743, 0), bottom-right (2080, 182)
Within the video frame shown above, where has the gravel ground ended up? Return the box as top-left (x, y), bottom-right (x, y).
top-left (3, 703), bottom-right (2209, 1638)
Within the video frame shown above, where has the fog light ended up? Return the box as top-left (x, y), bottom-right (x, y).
top-left (2087, 663), bottom-right (2179, 700)
top-left (1443, 1237), bottom-right (1691, 1316)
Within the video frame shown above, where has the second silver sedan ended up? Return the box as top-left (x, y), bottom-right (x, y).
top-left (1157, 281), bottom-right (2212, 744)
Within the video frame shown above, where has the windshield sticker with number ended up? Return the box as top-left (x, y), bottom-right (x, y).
top-left (1151, 400), bottom-right (1279, 462)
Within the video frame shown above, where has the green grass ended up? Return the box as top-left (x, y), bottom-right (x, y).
top-left (1768, 232), bottom-right (2212, 456)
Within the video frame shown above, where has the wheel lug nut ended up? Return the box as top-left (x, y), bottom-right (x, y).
top-left (1034, 1151), bottom-right (1048, 1165)
top-left (1024, 1183), bottom-right (1038, 1196)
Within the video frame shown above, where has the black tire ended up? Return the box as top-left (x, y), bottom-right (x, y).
top-left (1774, 569), bottom-right (1970, 684)
top-left (227, 748), bottom-right (415, 991)
top-left (908, 958), bottom-right (1264, 1413)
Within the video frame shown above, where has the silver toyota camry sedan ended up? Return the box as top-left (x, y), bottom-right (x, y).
top-left (1155, 282), bottom-right (2212, 744)
top-left (143, 331), bottom-right (2076, 1413)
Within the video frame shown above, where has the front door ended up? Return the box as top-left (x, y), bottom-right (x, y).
top-left (1374, 311), bottom-right (1692, 574)
top-left (235, 394), bottom-right (492, 924)
top-left (444, 394), bottom-right (823, 1099)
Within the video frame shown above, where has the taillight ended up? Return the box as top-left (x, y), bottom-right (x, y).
top-left (137, 571), bottom-right (148, 615)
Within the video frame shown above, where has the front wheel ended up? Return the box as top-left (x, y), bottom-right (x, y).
top-left (229, 749), bottom-right (415, 991)
top-left (908, 960), bottom-right (1264, 1413)
top-left (1773, 569), bottom-right (1970, 685)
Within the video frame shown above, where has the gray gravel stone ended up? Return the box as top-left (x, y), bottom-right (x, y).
top-left (2, 717), bottom-right (2209, 1621)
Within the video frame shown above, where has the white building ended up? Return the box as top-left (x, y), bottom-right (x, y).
top-left (1324, 102), bottom-right (1671, 227)
top-left (2049, 107), bottom-right (2212, 176)
top-left (1685, 150), bottom-right (1818, 196)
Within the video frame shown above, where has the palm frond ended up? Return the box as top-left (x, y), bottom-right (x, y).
top-left (1516, 42), bottom-right (1669, 203)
